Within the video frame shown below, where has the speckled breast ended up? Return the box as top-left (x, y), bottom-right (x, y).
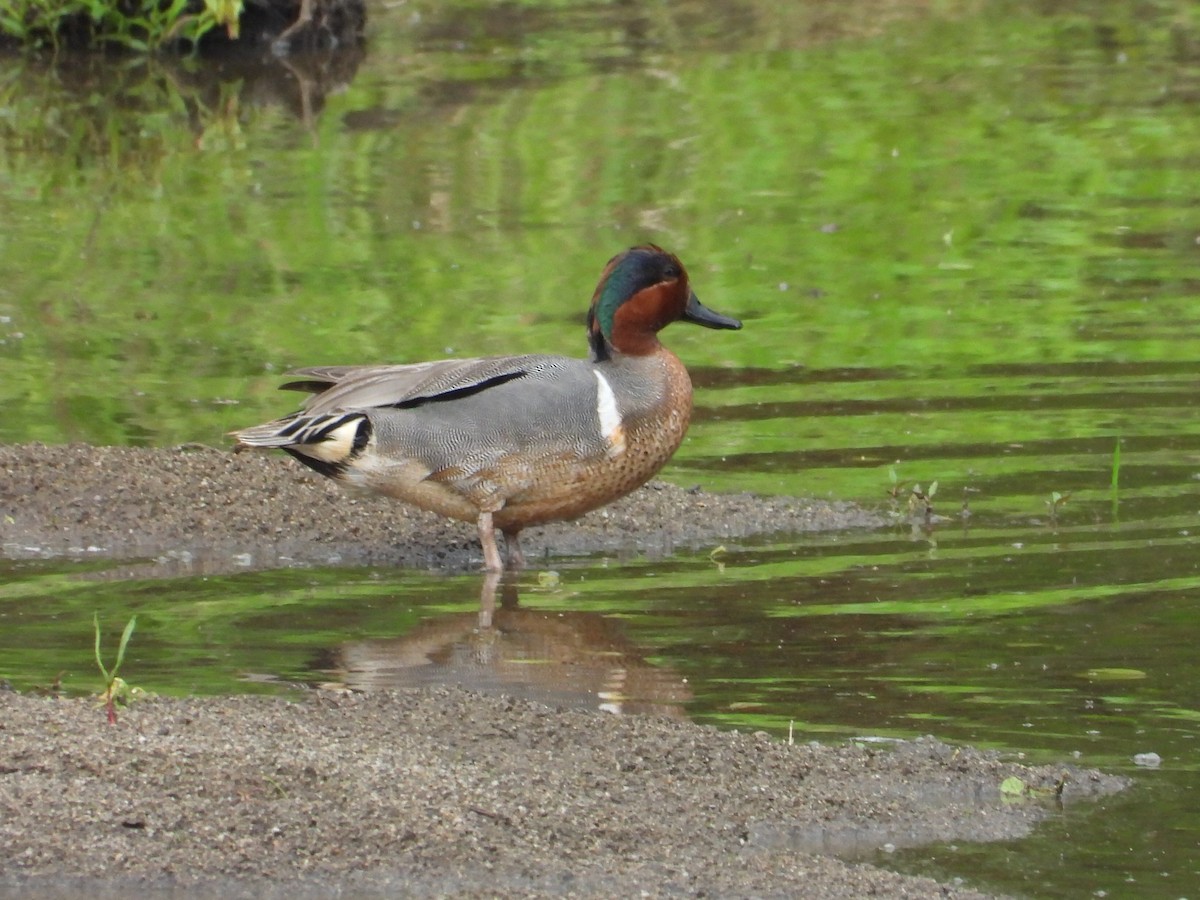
top-left (491, 352), bottom-right (695, 530)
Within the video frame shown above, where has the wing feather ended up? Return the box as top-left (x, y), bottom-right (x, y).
top-left (283, 356), bottom-right (548, 415)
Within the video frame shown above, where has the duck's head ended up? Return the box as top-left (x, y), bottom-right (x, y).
top-left (587, 245), bottom-right (741, 361)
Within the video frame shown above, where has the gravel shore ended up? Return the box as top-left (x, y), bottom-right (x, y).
top-left (0, 688), bottom-right (1125, 898)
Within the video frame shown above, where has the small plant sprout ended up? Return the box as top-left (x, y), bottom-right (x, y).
top-left (886, 465), bottom-right (909, 500)
top-left (1046, 491), bottom-right (1070, 524)
top-left (888, 467), bottom-right (941, 526)
top-left (908, 480), bottom-right (938, 521)
top-left (94, 613), bottom-right (138, 725)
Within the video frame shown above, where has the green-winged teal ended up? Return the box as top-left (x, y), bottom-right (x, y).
top-left (231, 245), bottom-right (741, 571)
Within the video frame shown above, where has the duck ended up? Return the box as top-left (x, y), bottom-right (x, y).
top-left (230, 245), bottom-right (741, 572)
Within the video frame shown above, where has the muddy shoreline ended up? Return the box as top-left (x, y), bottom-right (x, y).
top-left (0, 442), bottom-right (885, 572)
top-left (0, 443), bottom-right (1126, 897)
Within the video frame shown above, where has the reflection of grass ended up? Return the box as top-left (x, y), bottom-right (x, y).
top-left (4, 0), bottom-right (1200, 458)
top-left (0, 53), bottom-right (265, 183)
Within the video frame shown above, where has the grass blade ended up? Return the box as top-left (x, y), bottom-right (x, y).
top-left (93, 612), bottom-right (110, 683)
top-left (115, 615), bottom-right (137, 675)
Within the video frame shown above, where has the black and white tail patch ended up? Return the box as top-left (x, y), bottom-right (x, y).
top-left (237, 413), bottom-right (371, 479)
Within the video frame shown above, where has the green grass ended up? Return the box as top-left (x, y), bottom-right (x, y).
top-left (1, 0), bottom-right (241, 50)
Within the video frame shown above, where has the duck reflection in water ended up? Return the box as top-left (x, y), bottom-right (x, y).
top-left (315, 574), bottom-right (691, 718)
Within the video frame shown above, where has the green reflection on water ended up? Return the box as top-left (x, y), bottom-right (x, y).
top-left (2, 0), bottom-right (1198, 464)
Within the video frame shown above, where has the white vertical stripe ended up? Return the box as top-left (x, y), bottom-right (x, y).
top-left (593, 370), bottom-right (625, 455)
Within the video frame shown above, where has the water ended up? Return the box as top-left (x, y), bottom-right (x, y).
top-left (2, 0), bottom-right (1200, 895)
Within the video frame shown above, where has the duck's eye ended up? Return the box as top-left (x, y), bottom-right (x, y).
top-left (662, 263), bottom-right (681, 280)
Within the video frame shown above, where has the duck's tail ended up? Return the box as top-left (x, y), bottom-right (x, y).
top-left (230, 413), bottom-right (371, 479)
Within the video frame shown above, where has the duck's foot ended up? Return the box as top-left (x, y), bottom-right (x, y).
top-left (476, 511), bottom-right (504, 573)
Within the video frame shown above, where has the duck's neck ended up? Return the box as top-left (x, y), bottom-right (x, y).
top-left (590, 331), bottom-right (663, 362)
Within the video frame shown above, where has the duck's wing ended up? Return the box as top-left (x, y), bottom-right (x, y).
top-left (282, 356), bottom-right (546, 415)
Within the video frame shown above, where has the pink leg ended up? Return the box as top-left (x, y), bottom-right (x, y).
top-left (477, 511), bottom-right (503, 573)
top-left (502, 529), bottom-right (525, 571)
